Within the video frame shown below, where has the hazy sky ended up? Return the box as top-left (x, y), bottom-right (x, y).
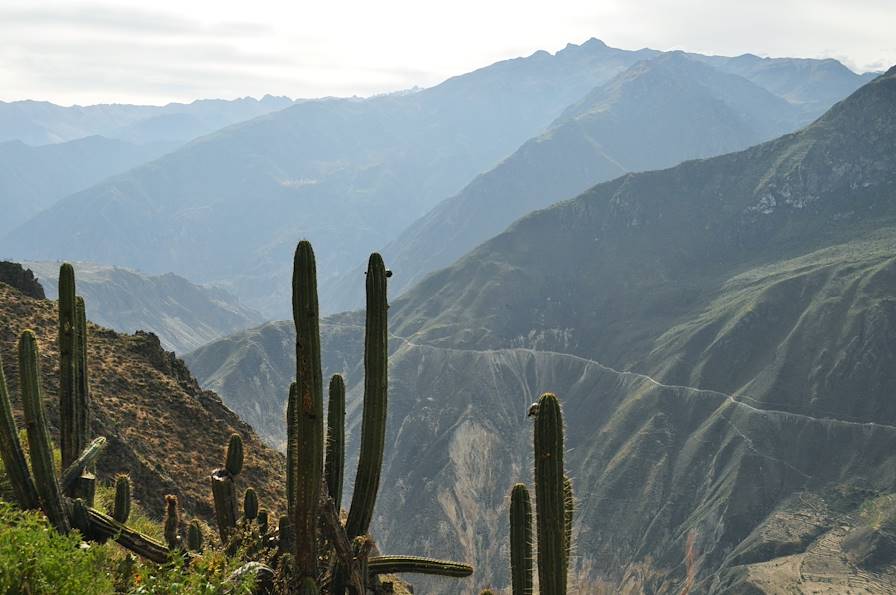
top-left (1, 0), bottom-right (893, 106)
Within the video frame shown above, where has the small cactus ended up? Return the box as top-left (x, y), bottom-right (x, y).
top-left (187, 520), bottom-right (203, 552)
top-left (226, 434), bottom-right (244, 476)
top-left (164, 495), bottom-right (180, 549)
top-left (243, 487), bottom-right (259, 521)
top-left (112, 474), bottom-right (131, 524)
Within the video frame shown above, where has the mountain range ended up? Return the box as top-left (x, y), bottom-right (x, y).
top-left (326, 51), bottom-right (843, 310)
top-left (186, 66), bottom-right (896, 592)
top-left (0, 95), bottom-right (295, 146)
top-left (23, 262), bottom-right (263, 354)
top-left (4, 40), bottom-right (876, 321)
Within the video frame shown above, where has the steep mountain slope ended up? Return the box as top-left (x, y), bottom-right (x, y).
top-left (0, 136), bottom-right (177, 236)
top-left (0, 281), bottom-right (284, 520)
top-left (0, 95), bottom-right (295, 146)
top-left (328, 53), bottom-right (813, 309)
top-left (0, 39), bottom-right (659, 318)
top-left (24, 262), bottom-right (263, 354)
top-left (187, 67), bottom-right (896, 591)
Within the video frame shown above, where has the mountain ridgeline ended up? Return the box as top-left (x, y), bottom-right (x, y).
top-left (1, 40), bottom-right (874, 320)
top-left (187, 67), bottom-right (896, 592)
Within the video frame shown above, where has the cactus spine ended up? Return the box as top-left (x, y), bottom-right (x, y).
top-left (510, 483), bottom-right (534, 595)
top-left (113, 474), bottom-right (132, 523)
top-left (291, 240), bottom-right (324, 578)
top-left (0, 353), bottom-right (39, 510)
top-left (533, 392), bottom-right (567, 595)
top-left (325, 374), bottom-right (345, 508)
top-left (19, 330), bottom-right (70, 533)
top-left (346, 253), bottom-right (389, 538)
top-left (564, 475), bottom-right (574, 561)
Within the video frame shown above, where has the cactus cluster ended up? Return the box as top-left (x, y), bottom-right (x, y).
top-left (0, 253), bottom-right (477, 593)
top-left (506, 392), bottom-right (575, 595)
top-left (0, 264), bottom-right (173, 563)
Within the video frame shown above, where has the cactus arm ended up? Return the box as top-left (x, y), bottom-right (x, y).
top-left (325, 374), bottom-right (346, 510)
top-left (83, 505), bottom-right (170, 563)
top-left (367, 556), bottom-right (473, 578)
top-left (292, 240), bottom-right (324, 577)
top-left (319, 491), bottom-right (365, 594)
top-left (510, 483), bottom-right (534, 595)
top-left (534, 392), bottom-right (567, 595)
top-left (19, 330), bottom-right (70, 533)
top-left (60, 436), bottom-right (107, 491)
top-left (0, 353), bottom-right (39, 509)
top-left (57, 263), bottom-right (79, 469)
top-left (346, 253), bottom-right (389, 538)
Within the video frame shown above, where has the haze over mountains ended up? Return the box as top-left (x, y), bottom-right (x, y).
top-left (24, 262), bottom-right (263, 354)
top-left (0, 95), bottom-right (295, 146)
top-left (2, 39), bottom-right (875, 320)
top-left (327, 51), bottom-right (840, 309)
top-left (187, 66), bottom-right (896, 591)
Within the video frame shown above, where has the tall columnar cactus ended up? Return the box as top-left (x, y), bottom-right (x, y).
top-left (291, 240), bottom-right (324, 578)
top-left (325, 374), bottom-right (345, 508)
top-left (346, 253), bottom-right (388, 539)
top-left (0, 353), bottom-right (39, 510)
top-left (226, 433), bottom-right (244, 476)
top-left (534, 392), bottom-right (567, 595)
top-left (113, 474), bottom-right (132, 524)
top-left (510, 483), bottom-right (534, 595)
top-left (58, 263), bottom-right (80, 469)
top-left (19, 330), bottom-right (70, 534)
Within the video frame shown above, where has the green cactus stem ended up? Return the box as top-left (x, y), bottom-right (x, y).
top-left (510, 483), bottom-right (534, 595)
top-left (533, 392), bottom-right (567, 595)
top-left (74, 297), bottom-right (91, 455)
top-left (277, 515), bottom-right (293, 554)
top-left (226, 434), bottom-right (244, 476)
top-left (325, 374), bottom-right (346, 509)
top-left (257, 509), bottom-right (269, 538)
top-left (211, 468), bottom-right (238, 543)
top-left (286, 381), bottom-right (297, 520)
top-left (60, 436), bottom-right (106, 492)
top-left (19, 330), bottom-right (70, 534)
top-left (243, 487), bottom-right (258, 521)
top-left (367, 556), bottom-right (474, 578)
top-left (0, 353), bottom-right (39, 509)
top-left (346, 253), bottom-right (389, 539)
top-left (164, 494), bottom-right (180, 549)
top-left (112, 474), bottom-right (131, 524)
top-left (187, 520), bottom-right (203, 552)
top-left (291, 240), bottom-right (324, 577)
top-left (71, 497), bottom-right (91, 534)
top-left (58, 263), bottom-right (80, 470)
